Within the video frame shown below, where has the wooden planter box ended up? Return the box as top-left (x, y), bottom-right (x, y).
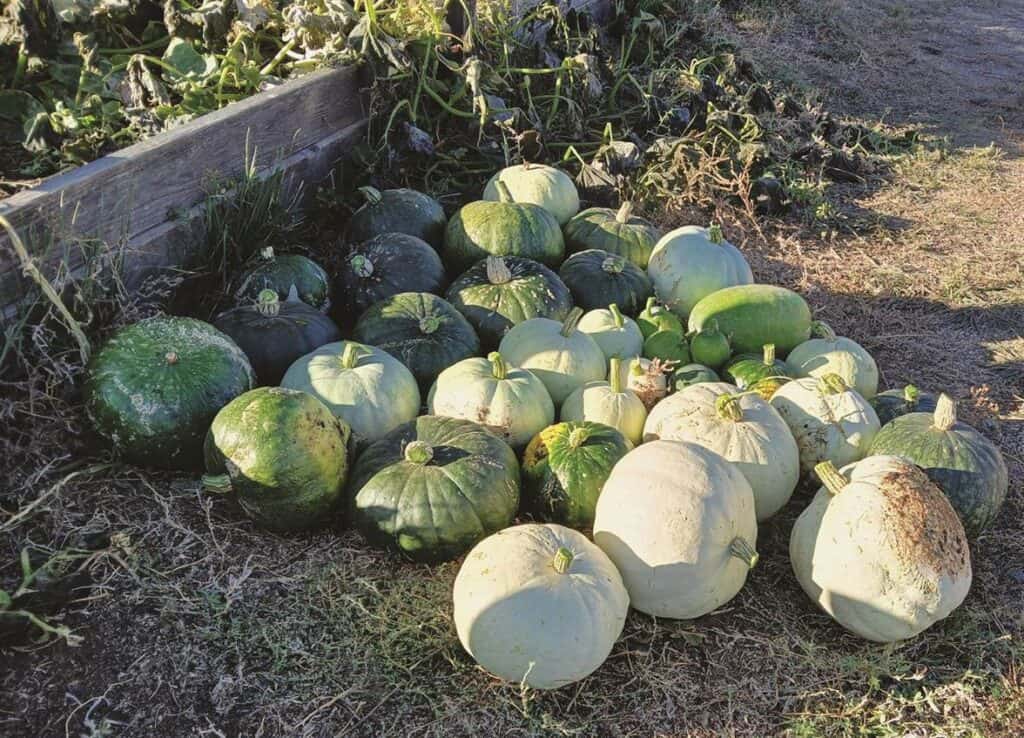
top-left (0, 65), bottom-right (368, 319)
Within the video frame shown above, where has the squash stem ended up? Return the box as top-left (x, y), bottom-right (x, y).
top-left (419, 315), bottom-right (442, 334)
top-left (340, 342), bottom-right (365, 370)
top-left (810, 320), bottom-right (837, 341)
top-left (601, 255), bottom-right (625, 274)
top-left (568, 426), bottom-right (590, 448)
top-left (643, 296), bottom-right (657, 314)
top-left (202, 474), bottom-right (232, 494)
top-left (818, 374), bottom-right (848, 395)
top-left (404, 441), bottom-right (434, 465)
top-left (904, 384), bottom-right (920, 403)
top-left (608, 303), bottom-right (624, 328)
top-left (708, 222), bottom-right (724, 244)
top-left (350, 254), bottom-right (374, 278)
top-left (728, 537), bottom-right (759, 569)
top-left (814, 461), bottom-right (848, 495)
top-left (485, 256), bottom-right (512, 284)
top-left (615, 201), bottom-right (633, 223)
top-left (762, 343), bottom-right (776, 366)
top-left (608, 356), bottom-right (623, 393)
top-left (560, 307), bottom-right (584, 337)
top-left (256, 288), bottom-right (281, 316)
top-left (165, 352), bottom-right (179, 365)
top-left (933, 394), bottom-right (957, 431)
top-left (716, 394), bottom-right (744, 422)
top-left (493, 180), bottom-right (515, 203)
top-left (358, 185), bottom-right (383, 206)
top-left (260, 246), bottom-right (275, 260)
top-left (488, 351), bottom-right (507, 380)
top-left (552, 546), bottom-right (574, 574)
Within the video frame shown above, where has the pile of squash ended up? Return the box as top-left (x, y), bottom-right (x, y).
top-left (84, 163), bottom-right (1008, 690)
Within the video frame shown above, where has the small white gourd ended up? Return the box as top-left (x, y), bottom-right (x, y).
top-left (560, 357), bottom-right (648, 445)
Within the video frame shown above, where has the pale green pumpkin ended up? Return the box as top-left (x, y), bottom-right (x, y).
top-left (576, 303), bottom-right (644, 362)
top-left (483, 163), bottom-right (580, 225)
top-left (560, 357), bottom-right (648, 445)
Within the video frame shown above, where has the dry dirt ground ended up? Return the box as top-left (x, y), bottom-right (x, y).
top-left (3, 1), bottom-right (1024, 737)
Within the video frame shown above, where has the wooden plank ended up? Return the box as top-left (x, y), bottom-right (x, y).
top-left (0, 65), bottom-right (366, 275)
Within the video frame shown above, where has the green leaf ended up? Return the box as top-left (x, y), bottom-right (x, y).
top-left (162, 37), bottom-right (218, 80)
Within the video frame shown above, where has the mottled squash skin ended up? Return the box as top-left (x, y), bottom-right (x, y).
top-left (442, 198), bottom-right (565, 275)
top-left (231, 250), bottom-right (331, 312)
top-left (559, 250), bottom-right (653, 316)
top-left (563, 202), bottom-right (662, 268)
top-left (344, 187), bottom-right (447, 249)
top-left (85, 317), bottom-right (255, 470)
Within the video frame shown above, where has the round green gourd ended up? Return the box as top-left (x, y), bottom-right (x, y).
top-left (497, 308), bottom-right (607, 406)
top-left (280, 341), bottom-right (420, 446)
top-left (688, 284), bottom-right (812, 355)
top-left (671, 363), bottom-right (719, 392)
top-left (442, 182), bottom-right (565, 274)
top-left (522, 421), bottom-right (632, 529)
top-left (560, 357), bottom-right (647, 445)
top-left (483, 163), bottom-right (580, 225)
top-left (445, 256), bottom-right (572, 348)
top-left (723, 343), bottom-right (794, 389)
top-left (213, 290), bottom-right (341, 385)
top-left (786, 321), bottom-right (879, 399)
top-left (352, 292), bottom-right (480, 389)
top-left (643, 329), bottom-right (691, 364)
top-left (576, 304), bottom-right (644, 361)
top-left (453, 524), bottom-right (628, 689)
top-left (427, 352), bottom-right (554, 449)
top-left (85, 316), bottom-right (255, 470)
top-left (332, 233), bottom-right (447, 325)
top-left (646, 224), bottom-right (753, 317)
top-left (791, 457), bottom-right (971, 642)
top-left (870, 384), bottom-right (939, 426)
top-left (202, 387), bottom-right (349, 531)
top-left (636, 296), bottom-right (684, 339)
top-left (348, 416), bottom-right (521, 562)
top-left (559, 250), bottom-right (653, 316)
top-left (688, 319), bottom-right (731, 369)
top-left (344, 186), bottom-right (447, 248)
top-left (563, 201), bottom-right (662, 268)
top-left (230, 247), bottom-right (331, 312)
top-left (867, 394), bottom-right (1008, 535)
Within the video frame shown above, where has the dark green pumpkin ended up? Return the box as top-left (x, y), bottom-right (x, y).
top-left (643, 329), bottom-right (691, 364)
top-left (84, 316), bottom-right (255, 470)
top-left (636, 296), bottom-right (683, 338)
top-left (563, 202), bottom-right (663, 268)
top-left (213, 290), bottom-right (341, 385)
top-left (688, 319), bottom-right (731, 369)
top-left (349, 415), bottom-right (520, 561)
top-left (870, 384), bottom-right (939, 426)
top-left (203, 387), bottom-right (350, 531)
top-left (352, 292), bottom-right (480, 389)
top-left (231, 248), bottom-right (331, 312)
top-left (868, 394), bottom-right (1008, 536)
top-left (333, 232), bottom-right (447, 325)
top-left (670, 363), bottom-right (719, 392)
top-left (441, 182), bottom-right (565, 274)
top-left (558, 249), bottom-right (653, 315)
top-left (724, 344), bottom-right (793, 389)
top-left (344, 186), bottom-right (447, 249)
top-left (521, 421), bottom-right (632, 529)
top-left (446, 256), bottom-right (573, 348)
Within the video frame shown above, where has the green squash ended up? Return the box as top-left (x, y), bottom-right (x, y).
top-left (442, 182), bottom-right (565, 274)
top-left (643, 330), bottom-right (691, 364)
top-left (870, 385), bottom-right (939, 426)
top-left (724, 344), bottom-right (793, 389)
top-left (497, 308), bottom-right (607, 406)
top-left (868, 394), bottom-right (1008, 535)
top-left (688, 284), bottom-right (812, 355)
top-left (483, 163), bottom-right (580, 225)
top-left (647, 224), bottom-right (753, 317)
top-left (349, 415), bottom-right (521, 561)
top-left (522, 421), bottom-right (632, 529)
top-left (636, 296), bottom-right (684, 339)
top-left (671, 363), bottom-right (720, 392)
top-left (558, 249), bottom-right (653, 315)
top-left (213, 290), bottom-right (341, 385)
top-left (787, 321), bottom-right (879, 399)
top-left (445, 256), bottom-right (573, 348)
top-left (352, 292), bottom-right (480, 389)
top-left (231, 247), bottom-right (331, 312)
top-left (747, 375), bottom-right (794, 401)
top-left (333, 233), bottom-right (447, 325)
top-left (85, 316), bottom-right (255, 470)
top-left (688, 319), bottom-right (731, 369)
top-left (576, 304), bottom-right (644, 361)
top-left (344, 186), bottom-right (447, 249)
top-left (563, 202), bottom-right (663, 268)
top-left (280, 341), bottom-right (420, 446)
top-left (202, 387), bottom-right (349, 531)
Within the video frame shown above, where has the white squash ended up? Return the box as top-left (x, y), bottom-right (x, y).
top-left (560, 357), bottom-right (647, 445)
top-left (281, 341), bottom-right (420, 444)
top-left (790, 456), bottom-right (972, 642)
top-left (646, 224), bottom-right (753, 318)
top-left (593, 440), bottom-right (758, 619)
top-left (427, 352), bottom-right (554, 448)
top-left (483, 163), bottom-right (580, 225)
top-left (498, 308), bottom-right (606, 406)
top-left (577, 303), bottom-right (644, 361)
top-left (770, 374), bottom-right (880, 475)
top-left (453, 523), bottom-right (629, 689)
top-left (786, 321), bottom-right (879, 399)
top-left (643, 382), bottom-right (799, 521)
